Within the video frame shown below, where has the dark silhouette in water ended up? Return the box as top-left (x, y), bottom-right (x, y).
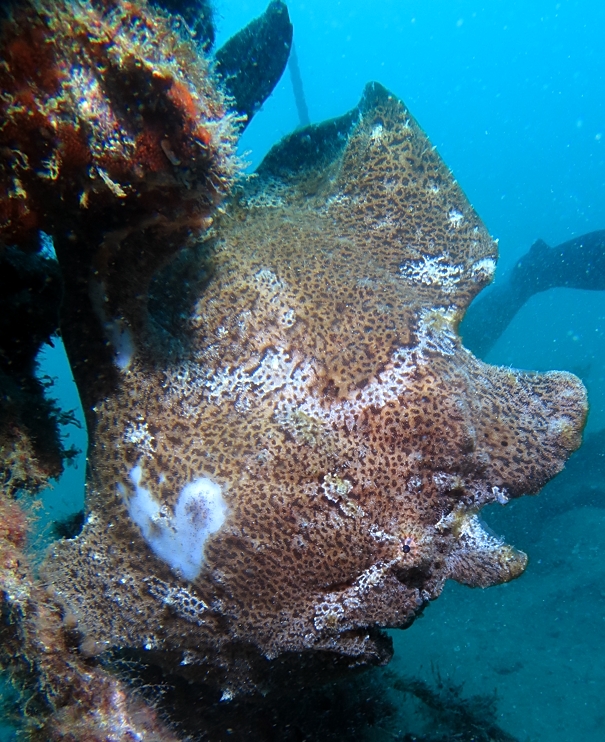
top-left (215, 1), bottom-right (293, 130)
top-left (462, 230), bottom-right (605, 357)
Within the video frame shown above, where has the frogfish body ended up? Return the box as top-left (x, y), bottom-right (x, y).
top-left (47, 83), bottom-right (587, 695)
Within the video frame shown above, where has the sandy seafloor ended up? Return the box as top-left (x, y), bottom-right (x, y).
top-left (2, 1), bottom-right (605, 740)
top-left (390, 495), bottom-right (605, 741)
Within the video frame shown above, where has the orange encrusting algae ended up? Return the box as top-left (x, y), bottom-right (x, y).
top-left (0, 0), bottom-right (237, 253)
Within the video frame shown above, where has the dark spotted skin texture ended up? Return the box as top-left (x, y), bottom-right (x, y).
top-left (46, 83), bottom-right (587, 696)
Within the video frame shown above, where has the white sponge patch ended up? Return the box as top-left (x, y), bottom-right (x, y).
top-left (127, 466), bottom-right (227, 581)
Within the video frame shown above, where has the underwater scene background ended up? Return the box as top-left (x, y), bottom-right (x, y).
top-left (2, 0), bottom-right (605, 740)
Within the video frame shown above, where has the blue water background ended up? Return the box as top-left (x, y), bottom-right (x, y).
top-left (12, 1), bottom-right (604, 740)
